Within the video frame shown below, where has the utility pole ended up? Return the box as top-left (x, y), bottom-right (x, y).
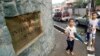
top-left (87, 0), bottom-right (95, 17)
top-left (87, 0), bottom-right (91, 17)
top-left (91, 0), bottom-right (96, 12)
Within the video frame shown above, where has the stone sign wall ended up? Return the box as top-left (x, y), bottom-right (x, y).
top-left (0, 0), bottom-right (54, 56)
top-left (5, 11), bottom-right (42, 52)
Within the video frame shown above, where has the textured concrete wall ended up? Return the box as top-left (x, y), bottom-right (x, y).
top-left (0, 0), bottom-right (55, 56)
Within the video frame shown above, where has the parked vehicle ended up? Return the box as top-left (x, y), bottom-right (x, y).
top-left (75, 16), bottom-right (100, 30)
top-left (53, 11), bottom-right (62, 21)
top-left (61, 11), bottom-right (70, 21)
top-left (97, 11), bottom-right (100, 18)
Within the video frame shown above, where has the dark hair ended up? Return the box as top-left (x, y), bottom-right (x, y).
top-left (92, 12), bottom-right (97, 15)
top-left (68, 18), bottom-right (75, 23)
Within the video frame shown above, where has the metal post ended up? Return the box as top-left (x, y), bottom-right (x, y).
top-left (87, 0), bottom-right (91, 17)
top-left (91, 0), bottom-right (95, 12)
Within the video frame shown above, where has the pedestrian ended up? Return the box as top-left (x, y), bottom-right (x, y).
top-left (86, 12), bottom-right (99, 51)
top-left (64, 18), bottom-right (76, 55)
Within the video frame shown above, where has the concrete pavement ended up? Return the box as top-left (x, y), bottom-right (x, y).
top-left (49, 21), bottom-right (87, 56)
top-left (49, 28), bottom-right (87, 56)
top-left (49, 21), bottom-right (100, 56)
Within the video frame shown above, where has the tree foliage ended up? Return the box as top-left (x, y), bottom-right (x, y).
top-left (74, 0), bottom-right (87, 8)
top-left (96, 0), bottom-right (100, 6)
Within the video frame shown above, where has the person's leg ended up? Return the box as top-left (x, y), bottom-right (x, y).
top-left (92, 38), bottom-right (95, 51)
top-left (85, 32), bottom-right (90, 45)
top-left (87, 33), bottom-right (93, 50)
top-left (87, 32), bottom-right (91, 50)
top-left (66, 40), bottom-right (70, 54)
top-left (70, 40), bottom-right (75, 55)
top-left (92, 34), bottom-right (96, 51)
top-left (86, 32), bottom-right (90, 42)
top-left (66, 40), bottom-right (70, 50)
top-left (90, 33), bottom-right (93, 45)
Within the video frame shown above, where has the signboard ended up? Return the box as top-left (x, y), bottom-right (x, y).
top-left (5, 11), bottom-right (42, 52)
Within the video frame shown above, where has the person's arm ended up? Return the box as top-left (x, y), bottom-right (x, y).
top-left (64, 27), bottom-right (68, 36)
top-left (73, 27), bottom-right (77, 34)
top-left (97, 19), bottom-right (100, 27)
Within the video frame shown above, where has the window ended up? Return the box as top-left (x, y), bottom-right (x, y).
top-left (5, 11), bottom-right (42, 53)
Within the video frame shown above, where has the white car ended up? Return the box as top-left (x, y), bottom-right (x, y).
top-left (61, 17), bottom-right (71, 21)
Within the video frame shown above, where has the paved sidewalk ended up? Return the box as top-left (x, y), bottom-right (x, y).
top-left (49, 29), bottom-right (87, 56)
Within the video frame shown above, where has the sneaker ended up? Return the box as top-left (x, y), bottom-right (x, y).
top-left (87, 46), bottom-right (92, 50)
top-left (90, 41), bottom-right (92, 45)
top-left (71, 52), bottom-right (74, 56)
top-left (91, 46), bottom-right (95, 51)
top-left (84, 42), bottom-right (88, 45)
top-left (66, 50), bottom-right (70, 54)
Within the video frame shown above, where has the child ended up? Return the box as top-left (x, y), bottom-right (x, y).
top-left (87, 12), bottom-right (99, 51)
top-left (64, 18), bottom-right (76, 55)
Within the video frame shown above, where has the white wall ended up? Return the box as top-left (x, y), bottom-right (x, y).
top-left (74, 8), bottom-right (86, 16)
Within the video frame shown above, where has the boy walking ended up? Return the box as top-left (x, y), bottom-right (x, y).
top-left (64, 18), bottom-right (76, 55)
